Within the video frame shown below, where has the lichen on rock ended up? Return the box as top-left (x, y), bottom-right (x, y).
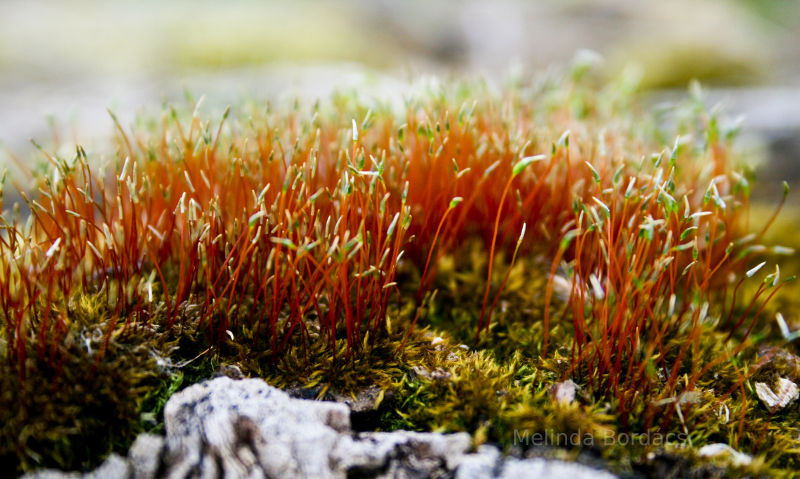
top-left (23, 377), bottom-right (617, 479)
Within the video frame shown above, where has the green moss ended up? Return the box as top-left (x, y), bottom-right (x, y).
top-left (136, 353), bottom-right (220, 435)
top-left (370, 237), bottom-right (800, 476)
top-left (0, 293), bottom-right (168, 473)
top-left (3, 69), bottom-right (800, 479)
top-left (617, 43), bottom-right (764, 90)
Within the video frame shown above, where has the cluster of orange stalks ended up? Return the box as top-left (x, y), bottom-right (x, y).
top-left (0, 85), bottom-right (788, 427)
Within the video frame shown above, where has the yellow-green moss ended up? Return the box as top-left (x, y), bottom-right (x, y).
top-left (3, 69), bottom-right (800, 479)
top-left (0, 293), bottom-right (168, 472)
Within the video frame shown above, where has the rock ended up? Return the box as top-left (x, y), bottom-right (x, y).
top-left (697, 443), bottom-right (753, 467)
top-left (85, 455), bottom-right (130, 479)
top-left (754, 377), bottom-right (799, 410)
top-left (23, 377), bottom-right (616, 479)
top-left (129, 434), bottom-right (165, 479)
top-left (455, 446), bottom-right (617, 479)
top-left (411, 365), bottom-right (452, 382)
top-left (23, 455), bottom-right (129, 479)
top-left (498, 457), bottom-right (616, 479)
top-left (162, 377), bottom-right (351, 478)
top-left (22, 471), bottom-right (80, 479)
top-left (329, 385), bottom-right (385, 413)
top-left (550, 379), bottom-right (578, 405)
top-left (332, 431), bottom-right (471, 478)
top-left (455, 445), bottom-right (502, 479)
top-left (215, 364), bottom-right (245, 379)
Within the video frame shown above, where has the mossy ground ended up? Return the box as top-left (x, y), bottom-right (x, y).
top-left (2, 70), bottom-right (800, 478)
top-left (5, 238), bottom-right (797, 477)
top-left (376, 238), bottom-right (800, 477)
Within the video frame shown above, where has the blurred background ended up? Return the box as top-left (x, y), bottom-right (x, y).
top-left (0, 0), bottom-right (799, 194)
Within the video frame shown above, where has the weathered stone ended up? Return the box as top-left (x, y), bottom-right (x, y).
top-left (330, 385), bottom-right (385, 413)
top-left (332, 430), bottom-right (472, 475)
top-left (23, 377), bottom-right (616, 479)
top-left (21, 471), bottom-right (80, 479)
top-left (498, 457), bottom-right (617, 479)
top-left (129, 434), bottom-right (165, 479)
top-left (85, 454), bottom-right (130, 479)
top-left (162, 378), bottom-right (350, 478)
top-left (754, 377), bottom-right (799, 410)
top-left (697, 443), bottom-right (753, 467)
top-left (550, 379), bottom-right (578, 405)
top-left (455, 445), bottom-right (502, 479)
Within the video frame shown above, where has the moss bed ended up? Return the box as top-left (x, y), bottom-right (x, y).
top-left (1, 62), bottom-right (799, 477)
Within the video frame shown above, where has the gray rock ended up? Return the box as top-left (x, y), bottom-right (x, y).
top-left (85, 454), bottom-right (130, 479)
top-left (21, 471), bottom-right (80, 479)
top-left (332, 430), bottom-right (472, 477)
top-left (23, 377), bottom-right (615, 479)
top-left (330, 385), bottom-right (385, 412)
top-left (697, 443), bottom-right (753, 467)
top-left (162, 378), bottom-right (350, 478)
top-left (129, 434), bottom-right (165, 479)
top-left (22, 455), bottom-right (129, 479)
top-left (455, 445), bottom-right (502, 479)
top-left (498, 457), bottom-right (616, 479)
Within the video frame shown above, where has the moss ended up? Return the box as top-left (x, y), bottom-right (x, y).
top-left (136, 353), bottom-right (220, 436)
top-left (3, 65), bottom-right (800, 478)
top-left (0, 293), bottom-right (169, 473)
top-left (616, 42), bottom-right (764, 90)
top-left (374, 239), bottom-right (800, 476)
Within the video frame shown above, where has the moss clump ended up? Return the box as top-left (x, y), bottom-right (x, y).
top-left (0, 294), bottom-right (168, 472)
top-left (2, 59), bottom-right (800, 477)
top-left (384, 345), bottom-right (612, 444)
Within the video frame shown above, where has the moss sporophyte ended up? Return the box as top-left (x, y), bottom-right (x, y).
top-left (1, 69), bottom-right (798, 476)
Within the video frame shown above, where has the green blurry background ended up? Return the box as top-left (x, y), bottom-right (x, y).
top-left (0, 0), bottom-right (799, 189)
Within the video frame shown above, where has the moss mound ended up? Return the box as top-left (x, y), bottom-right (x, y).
top-left (1, 62), bottom-right (799, 476)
